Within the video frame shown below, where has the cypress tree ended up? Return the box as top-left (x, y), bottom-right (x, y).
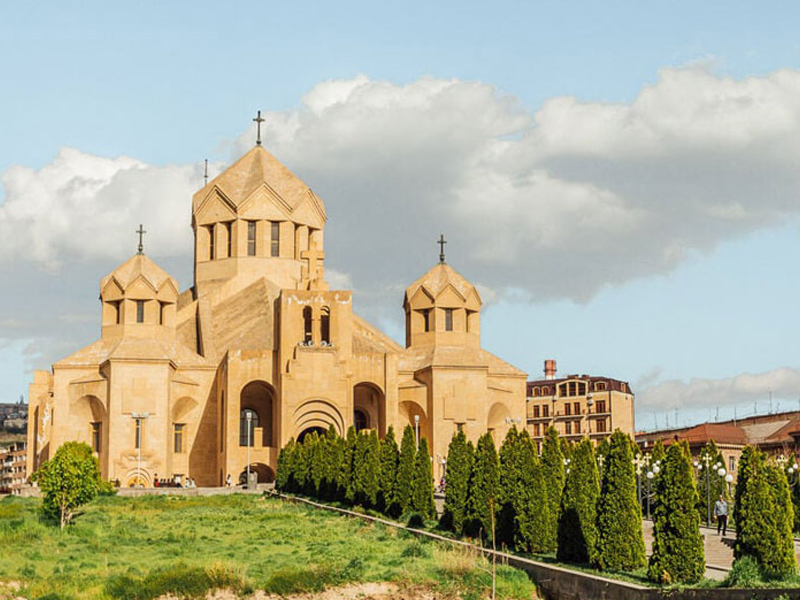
top-left (516, 430), bottom-right (551, 553)
top-left (594, 430), bottom-right (646, 571)
top-left (467, 432), bottom-right (500, 540)
top-left (763, 464), bottom-right (796, 578)
top-left (377, 425), bottom-right (399, 514)
top-left (540, 426), bottom-right (565, 552)
top-left (319, 425), bottom-right (338, 499)
top-left (393, 424), bottom-right (416, 515)
top-left (734, 445), bottom-right (763, 559)
top-left (337, 426), bottom-right (358, 504)
top-left (647, 443), bottom-right (704, 584)
top-left (307, 431), bottom-right (325, 497)
top-left (410, 437), bottom-right (435, 519)
top-left (497, 427), bottom-right (520, 546)
top-left (650, 439), bottom-right (666, 465)
top-left (557, 438), bottom-right (600, 564)
top-left (293, 437), bottom-right (309, 493)
top-left (353, 429), bottom-right (380, 507)
top-left (441, 429), bottom-right (472, 534)
top-left (275, 438), bottom-right (295, 492)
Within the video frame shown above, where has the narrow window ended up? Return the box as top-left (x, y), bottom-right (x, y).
top-left (533, 405), bottom-right (540, 418)
top-left (159, 302), bottom-right (166, 325)
top-left (226, 222), bottom-right (232, 257)
top-left (91, 422), bottom-right (101, 453)
top-left (271, 221), bottom-right (280, 257)
top-left (136, 300), bottom-right (145, 324)
top-left (578, 382), bottom-right (586, 396)
top-left (574, 401), bottom-right (580, 415)
top-left (596, 400), bottom-right (606, 414)
top-left (422, 309), bottom-right (430, 332)
top-left (533, 387), bottom-right (540, 397)
top-left (303, 306), bottom-right (313, 344)
top-left (134, 418), bottom-right (142, 449)
top-left (113, 301), bottom-right (122, 324)
top-left (247, 221), bottom-right (256, 256)
top-left (565, 421), bottom-right (572, 435)
top-left (208, 224), bottom-right (215, 260)
top-left (174, 423), bottom-right (185, 454)
top-left (559, 383), bottom-right (567, 397)
top-left (575, 420), bottom-right (581, 434)
top-left (533, 423), bottom-right (540, 436)
top-left (730, 456), bottom-right (736, 472)
top-left (320, 307), bottom-right (330, 345)
top-left (219, 392), bottom-right (225, 452)
top-left (542, 404), bottom-right (549, 418)
top-left (565, 403), bottom-right (571, 416)
top-left (568, 381), bottom-right (577, 397)
top-left (239, 408), bottom-right (258, 447)
top-left (445, 308), bottom-right (454, 332)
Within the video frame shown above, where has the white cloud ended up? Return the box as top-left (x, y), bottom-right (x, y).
top-left (637, 366), bottom-right (800, 411)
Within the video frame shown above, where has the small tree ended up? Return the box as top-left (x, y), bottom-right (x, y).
top-left (353, 430), bottom-right (380, 507)
top-left (540, 426), bottom-right (565, 552)
top-left (393, 424), bottom-right (416, 515)
top-left (557, 439), bottom-right (600, 564)
top-left (33, 441), bottom-right (102, 529)
top-left (319, 425), bottom-right (339, 499)
top-left (516, 430), bottom-right (551, 553)
top-left (377, 425), bottom-right (399, 514)
top-left (762, 464), bottom-right (796, 578)
top-left (734, 445), bottom-right (763, 559)
top-left (594, 430), bottom-right (646, 571)
top-left (410, 437), bottom-right (435, 519)
top-left (647, 443), bottom-right (705, 584)
top-left (497, 427), bottom-right (520, 546)
top-left (275, 438), bottom-right (295, 492)
top-left (338, 426), bottom-right (358, 504)
top-left (467, 432), bottom-right (499, 540)
top-left (441, 429), bottom-right (472, 534)
top-left (307, 431), bottom-right (324, 497)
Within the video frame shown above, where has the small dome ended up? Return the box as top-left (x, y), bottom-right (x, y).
top-left (404, 263), bottom-right (482, 309)
top-left (100, 254), bottom-right (178, 297)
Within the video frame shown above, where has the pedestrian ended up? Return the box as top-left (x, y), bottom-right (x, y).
top-left (226, 473), bottom-right (232, 488)
top-left (714, 494), bottom-right (728, 536)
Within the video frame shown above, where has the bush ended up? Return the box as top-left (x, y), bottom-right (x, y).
top-left (105, 562), bottom-right (248, 600)
top-left (557, 439), bottom-right (600, 564)
top-left (594, 430), bottom-right (646, 571)
top-left (467, 432), bottom-right (499, 540)
top-left (497, 427), bottom-right (520, 547)
top-left (377, 425), bottom-right (399, 513)
top-left (410, 438), bottom-right (435, 519)
top-left (516, 431), bottom-right (551, 553)
top-left (393, 425), bottom-right (416, 516)
top-left (338, 426), bottom-right (358, 503)
top-left (440, 429), bottom-right (472, 535)
top-left (734, 445), bottom-right (762, 558)
top-left (647, 443), bottom-right (704, 584)
top-left (353, 430), bottom-right (380, 508)
top-left (724, 555), bottom-right (764, 588)
top-left (540, 427), bottom-right (564, 552)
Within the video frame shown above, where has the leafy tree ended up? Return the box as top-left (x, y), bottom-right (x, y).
top-left (497, 427), bottom-right (520, 546)
top-left (275, 438), bottom-right (295, 492)
top-left (393, 424), bottom-right (416, 515)
top-left (337, 426), bottom-right (358, 504)
top-left (377, 425), bottom-right (399, 513)
top-left (467, 432), bottom-right (499, 540)
top-left (540, 426), bottom-right (565, 551)
top-left (353, 430), bottom-right (380, 507)
top-left (594, 430), bottom-right (646, 571)
top-left (734, 445), bottom-right (764, 559)
top-left (441, 429), bottom-right (472, 534)
top-left (410, 437), bottom-right (435, 518)
top-left (33, 441), bottom-right (103, 529)
top-left (647, 443), bottom-right (705, 584)
top-left (516, 430), bottom-right (551, 553)
top-left (557, 439), bottom-right (600, 564)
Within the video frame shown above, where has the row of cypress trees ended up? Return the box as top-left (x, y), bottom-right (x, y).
top-left (275, 424), bottom-right (435, 519)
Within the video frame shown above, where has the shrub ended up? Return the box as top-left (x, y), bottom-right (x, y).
top-left (353, 430), bottom-right (380, 508)
top-left (540, 426), bottom-right (564, 552)
top-left (33, 441), bottom-right (102, 529)
top-left (647, 443), bottom-right (704, 584)
top-left (594, 430), bottom-right (646, 571)
top-left (762, 464), bottom-right (796, 578)
top-left (724, 555), bottom-right (764, 588)
top-left (734, 445), bottom-right (762, 559)
top-left (516, 430), bottom-right (550, 553)
top-left (393, 425), bottom-right (416, 516)
top-left (467, 432), bottom-right (499, 540)
top-left (440, 429), bottom-right (472, 535)
top-left (557, 439), bottom-right (600, 564)
top-left (377, 425), bottom-right (399, 513)
top-left (497, 427), bottom-right (520, 547)
top-left (338, 426), bottom-right (358, 503)
top-left (410, 437), bottom-right (435, 519)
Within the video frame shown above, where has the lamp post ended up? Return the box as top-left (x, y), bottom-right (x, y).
top-left (131, 412), bottom-right (150, 488)
top-left (633, 454), bottom-right (645, 513)
top-left (597, 453), bottom-right (605, 479)
top-left (644, 458), bottom-right (660, 520)
top-left (414, 414), bottom-right (420, 450)
top-left (246, 410), bottom-right (252, 489)
top-left (694, 453), bottom-right (726, 526)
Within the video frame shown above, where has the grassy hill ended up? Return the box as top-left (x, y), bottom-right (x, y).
top-left (0, 494), bottom-right (537, 600)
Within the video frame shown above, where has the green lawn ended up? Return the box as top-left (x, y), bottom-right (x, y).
top-left (0, 494), bottom-right (537, 600)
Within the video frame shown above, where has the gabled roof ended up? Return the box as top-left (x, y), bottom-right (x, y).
top-left (404, 263), bottom-right (481, 307)
top-left (100, 254), bottom-right (177, 295)
top-left (192, 145), bottom-right (326, 222)
top-left (680, 423), bottom-right (748, 446)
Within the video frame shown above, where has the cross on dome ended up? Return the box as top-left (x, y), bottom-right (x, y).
top-left (253, 110), bottom-right (265, 146)
top-left (438, 234), bottom-right (447, 264)
top-left (136, 224), bottom-right (147, 255)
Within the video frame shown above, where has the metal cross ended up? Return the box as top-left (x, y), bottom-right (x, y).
top-left (204, 158), bottom-right (208, 186)
top-left (438, 234), bottom-right (447, 264)
top-left (136, 224), bottom-right (147, 255)
top-left (253, 110), bottom-right (265, 146)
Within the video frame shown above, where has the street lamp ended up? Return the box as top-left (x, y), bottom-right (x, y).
top-left (246, 410), bottom-right (252, 489)
top-left (131, 412), bottom-right (150, 488)
top-left (693, 453), bottom-right (717, 527)
top-left (414, 414), bottom-right (420, 450)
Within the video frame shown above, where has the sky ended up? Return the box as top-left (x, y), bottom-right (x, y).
top-left (3, 1), bottom-right (800, 430)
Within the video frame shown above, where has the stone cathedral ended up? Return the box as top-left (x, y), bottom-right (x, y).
top-left (26, 136), bottom-right (527, 487)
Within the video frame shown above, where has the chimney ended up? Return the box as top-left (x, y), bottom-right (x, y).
top-left (544, 359), bottom-right (557, 380)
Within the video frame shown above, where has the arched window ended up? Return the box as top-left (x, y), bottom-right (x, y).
top-left (354, 409), bottom-right (369, 432)
top-left (239, 408), bottom-right (259, 446)
top-left (532, 387), bottom-right (540, 397)
top-left (320, 307), bottom-right (330, 345)
top-left (303, 307), bottom-right (313, 345)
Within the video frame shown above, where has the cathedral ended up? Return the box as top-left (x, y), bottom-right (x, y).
top-left (26, 134), bottom-right (527, 487)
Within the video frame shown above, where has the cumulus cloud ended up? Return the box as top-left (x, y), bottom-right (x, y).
top-left (4, 68), bottom-right (800, 325)
top-left (637, 366), bottom-right (800, 411)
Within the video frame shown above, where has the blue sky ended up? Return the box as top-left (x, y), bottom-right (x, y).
top-left (3, 1), bottom-right (800, 429)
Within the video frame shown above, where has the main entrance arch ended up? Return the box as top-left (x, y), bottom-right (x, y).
top-left (292, 399), bottom-right (344, 440)
top-left (240, 381), bottom-right (276, 447)
top-left (353, 383), bottom-right (386, 436)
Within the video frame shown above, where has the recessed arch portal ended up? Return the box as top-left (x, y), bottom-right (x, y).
top-left (240, 380), bottom-right (276, 447)
top-left (292, 399), bottom-right (344, 439)
top-left (353, 382), bottom-right (385, 436)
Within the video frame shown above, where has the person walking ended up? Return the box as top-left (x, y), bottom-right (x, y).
top-left (714, 494), bottom-right (728, 536)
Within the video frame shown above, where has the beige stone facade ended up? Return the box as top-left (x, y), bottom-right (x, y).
top-left (27, 144), bottom-right (527, 487)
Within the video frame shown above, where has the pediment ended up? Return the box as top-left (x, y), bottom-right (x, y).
top-left (291, 196), bottom-right (326, 229)
top-left (238, 185), bottom-right (293, 221)
top-left (101, 278), bottom-right (124, 301)
top-left (464, 289), bottom-right (481, 311)
top-left (408, 287), bottom-right (435, 309)
top-left (156, 279), bottom-right (179, 301)
top-left (435, 283), bottom-right (467, 307)
top-left (195, 189), bottom-right (238, 226)
top-left (126, 275), bottom-right (158, 297)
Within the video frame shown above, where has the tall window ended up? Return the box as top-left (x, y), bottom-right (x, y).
top-left (533, 423), bottom-right (540, 437)
top-left (91, 422), bottom-right (101, 453)
top-left (565, 421), bottom-right (572, 435)
top-left (573, 401), bottom-right (580, 415)
top-left (565, 403), bottom-right (572, 416)
top-left (542, 404), bottom-right (549, 418)
top-left (113, 301), bottom-right (122, 324)
top-left (596, 400), bottom-right (606, 414)
top-left (174, 423), bottom-right (185, 454)
top-left (422, 309), bottom-right (430, 332)
top-left (729, 456), bottom-right (736, 472)
top-left (136, 300), bottom-right (145, 324)
top-left (134, 418), bottom-right (142, 449)
top-left (303, 306), bottom-right (313, 344)
top-left (271, 222), bottom-right (280, 257)
top-left (219, 392), bottom-right (225, 452)
top-left (159, 302), bottom-right (167, 325)
top-left (239, 408), bottom-right (258, 447)
top-left (444, 308), bottom-right (454, 331)
top-left (575, 420), bottom-right (581, 434)
top-left (247, 221), bottom-right (256, 256)
top-left (533, 405), bottom-right (540, 418)
top-left (320, 306), bottom-right (330, 344)
top-left (208, 224), bottom-right (215, 260)
top-left (596, 418), bottom-right (606, 433)
top-left (354, 409), bottom-right (369, 432)
top-left (226, 222), bottom-right (232, 257)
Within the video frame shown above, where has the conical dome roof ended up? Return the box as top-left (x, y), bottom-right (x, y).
top-left (404, 263), bottom-right (482, 308)
top-left (100, 253), bottom-right (178, 295)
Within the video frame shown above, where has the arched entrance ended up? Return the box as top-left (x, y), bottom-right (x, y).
top-left (70, 395), bottom-right (106, 454)
top-left (238, 462), bottom-right (275, 484)
top-left (353, 383), bottom-right (386, 436)
top-left (240, 381), bottom-right (277, 447)
top-left (298, 426), bottom-right (326, 443)
top-left (292, 399), bottom-right (344, 440)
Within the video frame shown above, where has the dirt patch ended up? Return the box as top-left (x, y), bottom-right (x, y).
top-left (0, 581), bottom-right (24, 600)
top-left (205, 582), bottom-right (447, 599)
